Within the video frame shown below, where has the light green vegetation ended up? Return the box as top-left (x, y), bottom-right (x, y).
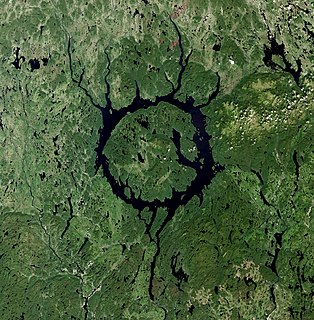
top-left (0, 0), bottom-right (314, 319)
top-left (105, 102), bottom-right (197, 201)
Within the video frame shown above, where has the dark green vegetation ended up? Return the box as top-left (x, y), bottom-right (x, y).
top-left (0, 0), bottom-right (314, 319)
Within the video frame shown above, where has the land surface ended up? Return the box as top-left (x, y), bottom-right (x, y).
top-left (0, 0), bottom-right (313, 319)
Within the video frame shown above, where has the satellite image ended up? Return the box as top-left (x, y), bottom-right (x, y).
top-left (0, 0), bottom-right (313, 319)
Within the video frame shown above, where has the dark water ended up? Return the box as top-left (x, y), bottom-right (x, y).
top-left (11, 47), bottom-right (25, 69)
top-left (29, 58), bottom-right (40, 72)
top-left (68, 19), bottom-right (223, 300)
top-left (11, 47), bottom-right (49, 71)
top-left (263, 37), bottom-right (302, 85)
